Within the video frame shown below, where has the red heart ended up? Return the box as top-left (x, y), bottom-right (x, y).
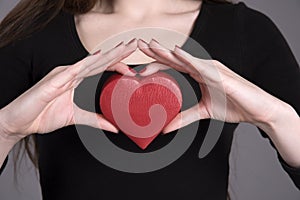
top-left (100, 71), bottom-right (182, 149)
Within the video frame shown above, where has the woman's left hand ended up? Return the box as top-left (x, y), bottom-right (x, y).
top-left (137, 39), bottom-right (293, 133)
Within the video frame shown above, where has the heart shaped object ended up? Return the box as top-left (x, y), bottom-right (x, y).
top-left (100, 71), bottom-right (182, 149)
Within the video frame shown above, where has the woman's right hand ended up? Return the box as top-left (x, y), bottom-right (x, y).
top-left (0, 39), bottom-right (138, 143)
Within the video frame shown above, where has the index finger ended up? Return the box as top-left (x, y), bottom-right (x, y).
top-left (76, 39), bottom-right (138, 78)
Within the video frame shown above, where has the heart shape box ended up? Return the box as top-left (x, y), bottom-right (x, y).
top-left (99, 72), bottom-right (182, 149)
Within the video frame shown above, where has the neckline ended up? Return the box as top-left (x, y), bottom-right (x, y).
top-left (68, 1), bottom-right (208, 57)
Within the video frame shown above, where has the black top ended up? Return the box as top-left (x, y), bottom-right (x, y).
top-left (1, 2), bottom-right (300, 199)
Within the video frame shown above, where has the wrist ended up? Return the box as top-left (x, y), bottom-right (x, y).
top-left (0, 110), bottom-right (22, 146)
top-left (0, 123), bottom-right (18, 169)
top-left (256, 103), bottom-right (300, 168)
top-left (255, 101), bottom-right (299, 137)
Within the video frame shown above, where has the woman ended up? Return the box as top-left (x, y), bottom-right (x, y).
top-left (0, 0), bottom-right (299, 199)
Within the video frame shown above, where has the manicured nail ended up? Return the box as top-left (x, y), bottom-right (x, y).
top-left (138, 39), bottom-right (149, 50)
top-left (128, 67), bottom-right (137, 74)
top-left (114, 41), bottom-right (124, 48)
top-left (151, 38), bottom-right (160, 44)
top-left (174, 45), bottom-right (186, 55)
top-left (139, 67), bottom-right (147, 74)
top-left (139, 38), bottom-right (148, 44)
top-left (111, 129), bottom-right (119, 134)
top-left (127, 38), bottom-right (137, 45)
top-left (174, 45), bottom-right (182, 50)
top-left (162, 129), bottom-right (169, 135)
top-left (92, 50), bottom-right (101, 55)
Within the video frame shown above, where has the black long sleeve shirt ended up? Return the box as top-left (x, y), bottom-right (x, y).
top-left (0, 2), bottom-right (300, 200)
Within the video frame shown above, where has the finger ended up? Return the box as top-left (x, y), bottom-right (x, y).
top-left (75, 41), bottom-right (126, 78)
top-left (149, 39), bottom-right (188, 72)
top-left (107, 62), bottom-right (137, 76)
top-left (162, 103), bottom-right (209, 134)
top-left (138, 39), bottom-right (183, 72)
top-left (73, 78), bottom-right (84, 89)
top-left (138, 39), bottom-right (174, 65)
top-left (172, 46), bottom-right (207, 75)
top-left (73, 105), bottom-right (119, 133)
top-left (174, 47), bottom-right (227, 85)
top-left (139, 62), bottom-right (169, 76)
top-left (36, 51), bottom-right (105, 92)
top-left (80, 39), bottom-right (138, 77)
top-left (103, 39), bottom-right (138, 69)
top-left (45, 52), bottom-right (100, 89)
top-left (138, 39), bottom-right (188, 74)
top-left (42, 40), bottom-right (134, 90)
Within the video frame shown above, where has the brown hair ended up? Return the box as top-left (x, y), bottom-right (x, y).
top-left (0, 0), bottom-right (231, 168)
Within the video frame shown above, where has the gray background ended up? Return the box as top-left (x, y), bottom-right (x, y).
top-left (0, 0), bottom-right (299, 199)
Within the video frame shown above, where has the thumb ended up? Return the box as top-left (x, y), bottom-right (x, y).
top-left (139, 62), bottom-right (170, 76)
top-left (107, 62), bottom-right (137, 76)
top-left (73, 105), bottom-right (118, 133)
top-left (162, 103), bottom-right (209, 134)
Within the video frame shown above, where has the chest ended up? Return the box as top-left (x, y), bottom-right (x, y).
top-left (74, 11), bottom-right (200, 64)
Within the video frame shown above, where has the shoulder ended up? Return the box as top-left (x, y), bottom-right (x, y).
top-left (199, 1), bottom-right (281, 41)
top-left (204, 1), bottom-right (276, 28)
top-left (30, 10), bottom-right (73, 42)
top-left (0, 10), bottom-right (71, 53)
top-left (231, 2), bottom-right (288, 55)
top-left (198, 2), bottom-right (292, 78)
top-left (0, 9), bottom-right (78, 82)
top-left (233, 2), bottom-right (280, 35)
top-left (204, 2), bottom-right (285, 50)
top-left (6, 10), bottom-right (71, 44)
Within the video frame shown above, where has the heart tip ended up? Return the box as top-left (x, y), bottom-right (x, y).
top-left (137, 143), bottom-right (150, 150)
top-left (127, 135), bottom-right (158, 150)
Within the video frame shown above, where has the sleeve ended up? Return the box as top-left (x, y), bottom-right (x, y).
top-left (0, 39), bottom-right (33, 175)
top-left (237, 3), bottom-right (300, 189)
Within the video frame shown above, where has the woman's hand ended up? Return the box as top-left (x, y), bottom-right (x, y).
top-left (137, 39), bottom-right (294, 133)
top-left (138, 39), bottom-right (300, 168)
top-left (0, 39), bottom-right (138, 143)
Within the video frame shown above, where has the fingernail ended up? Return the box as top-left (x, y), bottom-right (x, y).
top-left (151, 38), bottom-right (159, 44)
top-left (174, 45), bottom-right (185, 55)
top-left (128, 67), bottom-right (137, 74)
top-left (127, 38), bottom-right (137, 45)
top-left (162, 127), bottom-right (173, 134)
top-left (114, 41), bottom-right (124, 48)
top-left (112, 129), bottom-right (119, 134)
top-left (138, 39), bottom-right (149, 50)
top-left (174, 45), bottom-right (182, 50)
top-left (139, 38), bottom-right (148, 44)
top-left (92, 50), bottom-right (101, 55)
top-left (162, 127), bottom-right (174, 134)
top-left (110, 126), bottom-right (119, 134)
top-left (139, 67), bottom-right (147, 73)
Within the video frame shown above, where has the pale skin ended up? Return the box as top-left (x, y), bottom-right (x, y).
top-left (0, 0), bottom-right (300, 172)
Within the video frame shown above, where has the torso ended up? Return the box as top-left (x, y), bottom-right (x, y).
top-left (1, 1), bottom-right (298, 199)
top-left (29, 2), bottom-right (257, 199)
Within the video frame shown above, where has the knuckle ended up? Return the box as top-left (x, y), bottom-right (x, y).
top-left (211, 59), bottom-right (222, 67)
top-left (66, 66), bottom-right (80, 77)
top-left (50, 66), bottom-right (64, 74)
